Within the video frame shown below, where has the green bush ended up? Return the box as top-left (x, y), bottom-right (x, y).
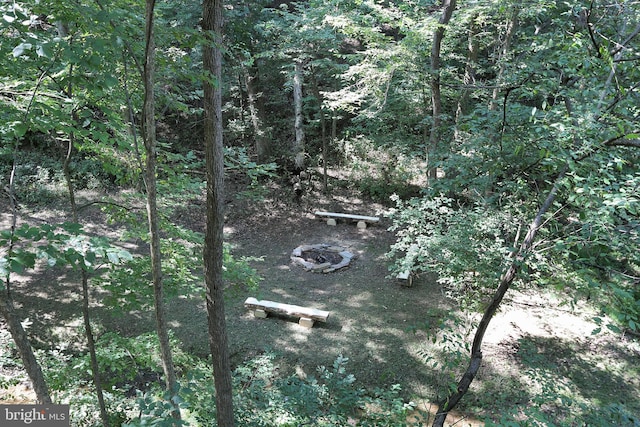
top-left (386, 195), bottom-right (516, 308)
top-left (179, 353), bottom-right (414, 426)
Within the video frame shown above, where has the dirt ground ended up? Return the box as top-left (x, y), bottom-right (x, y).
top-left (2, 177), bottom-right (640, 425)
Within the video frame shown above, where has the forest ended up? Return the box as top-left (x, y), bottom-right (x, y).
top-left (1, 0), bottom-right (639, 426)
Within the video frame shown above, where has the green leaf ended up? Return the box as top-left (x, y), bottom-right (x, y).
top-left (62, 222), bottom-right (83, 234)
top-left (605, 323), bottom-right (621, 334)
top-left (11, 251), bottom-right (36, 271)
top-left (12, 42), bottom-right (31, 57)
top-left (12, 121), bottom-right (29, 138)
top-left (35, 42), bottom-right (54, 58)
top-left (107, 251), bottom-right (120, 264)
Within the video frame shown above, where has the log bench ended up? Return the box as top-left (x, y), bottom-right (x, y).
top-left (397, 244), bottom-right (419, 287)
top-left (314, 211), bottom-right (380, 229)
top-left (244, 297), bottom-right (329, 328)
top-left (397, 269), bottom-right (413, 286)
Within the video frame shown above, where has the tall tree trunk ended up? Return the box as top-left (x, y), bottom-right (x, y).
top-left (432, 165), bottom-right (567, 427)
top-left (63, 139), bottom-right (109, 427)
top-left (142, 0), bottom-right (180, 416)
top-left (62, 60), bottom-right (110, 426)
top-left (309, 66), bottom-right (328, 193)
top-left (244, 67), bottom-right (270, 162)
top-left (489, 5), bottom-right (519, 111)
top-left (293, 60), bottom-right (305, 171)
top-left (427, 0), bottom-right (457, 183)
top-left (454, 13), bottom-right (480, 134)
top-left (202, 0), bottom-right (235, 425)
top-left (0, 69), bottom-right (53, 406)
top-left (0, 295), bottom-right (52, 404)
top-left (1, 164), bottom-right (50, 406)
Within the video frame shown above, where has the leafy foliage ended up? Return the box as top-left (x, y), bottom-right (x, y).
top-left (0, 222), bottom-right (132, 282)
top-left (183, 353), bottom-right (414, 427)
top-left (1, 0), bottom-right (639, 424)
top-left (387, 195), bottom-right (517, 308)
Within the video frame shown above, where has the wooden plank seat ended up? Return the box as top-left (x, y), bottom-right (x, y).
top-left (314, 211), bottom-right (380, 229)
top-left (397, 244), bottom-right (419, 287)
top-left (244, 297), bottom-right (329, 328)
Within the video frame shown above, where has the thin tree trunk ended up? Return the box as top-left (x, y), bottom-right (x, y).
top-left (293, 60), bottom-right (305, 171)
top-left (0, 296), bottom-right (52, 404)
top-left (142, 0), bottom-right (180, 416)
top-left (428, 0), bottom-right (457, 183)
top-left (433, 86), bottom-right (590, 425)
top-left (309, 66), bottom-right (328, 193)
top-left (244, 67), bottom-right (270, 162)
top-left (454, 14), bottom-right (479, 134)
top-left (489, 6), bottom-right (519, 111)
top-left (0, 68), bottom-right (53, 406)
top-left (64, 141), bottom-right (109, 427)
top-left (61, 59), bottom-right (110, 426)
top-left (202, 0), bottom-right (235, 425)
top-left (432, 165), bottom-right (567, 427)
top-left (1, 160), bottom-right (45, 406)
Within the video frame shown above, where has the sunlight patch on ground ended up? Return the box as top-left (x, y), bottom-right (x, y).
top-left (342, 291), bottom-right (374, 308)
top-left (483, 291), bottom-right (601, 345)
top-left (405, 398), bottom-right (485, 427)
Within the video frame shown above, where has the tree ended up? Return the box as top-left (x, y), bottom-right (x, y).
top-left (432, 168), bottom-right (566, 426)
top-left (202, 0), bottom-right (235, 425)
top-left (59, 32), bottom-right (110, 425)
top-left (0, 288), bottom-right (52, 404)
top-left (292, 60), bottom-right (306, 171)
top-left (382, 1), bottom-right (640, 424)
top-left (1, 22), bottom-right (55, 404)
top-left (141, 0), bottom-right (180, 417)
top-left (428, 0), bottom-right (456, 183)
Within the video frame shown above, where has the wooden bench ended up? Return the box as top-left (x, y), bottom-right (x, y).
top-left (244, 297), bottom-right (329, 328)
top-left (397, 269), bottom-right (415, 287)
top-left (314, 211), bottom-right (380, 229)
top-left (397, 244), bottom-right (419, 287)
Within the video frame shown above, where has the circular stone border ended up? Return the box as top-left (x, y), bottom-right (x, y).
top-left (290, 244), bottom-right (355, 273)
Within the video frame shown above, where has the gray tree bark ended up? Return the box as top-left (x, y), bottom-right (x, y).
top-left (428, 0), bottom-right (457, 183)
top-left (142, 0), bottom-right (180, 417)
top-left (293, 60), bottom-right (305, 170)
top-left (0, 295), bottom-right (52, 404)
top-left (244, 68), bottom-right (271, 162)
top-left (489, 6), bottom-right (519, 111)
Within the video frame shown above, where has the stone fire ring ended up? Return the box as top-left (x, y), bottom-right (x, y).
top-left (291, 244), bottom-right (355, 273)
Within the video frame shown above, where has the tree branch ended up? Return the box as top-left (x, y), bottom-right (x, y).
top-left (432, 165), bottom-right (567, 427)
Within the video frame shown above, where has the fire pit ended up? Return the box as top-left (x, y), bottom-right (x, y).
top-left (291, 244), bottom-right (355, 273)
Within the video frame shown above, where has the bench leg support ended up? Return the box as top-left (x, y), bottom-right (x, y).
top-left (299, 317), bottom-right (315, 328)
top-left (397, 271), bottom-right (413, 287)
top-left (253, 309), bottom-right (268, 318)
top-left (356, 220), bottom-right (367, 229)
top-left (326, 218), bottom-right (337, 226)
